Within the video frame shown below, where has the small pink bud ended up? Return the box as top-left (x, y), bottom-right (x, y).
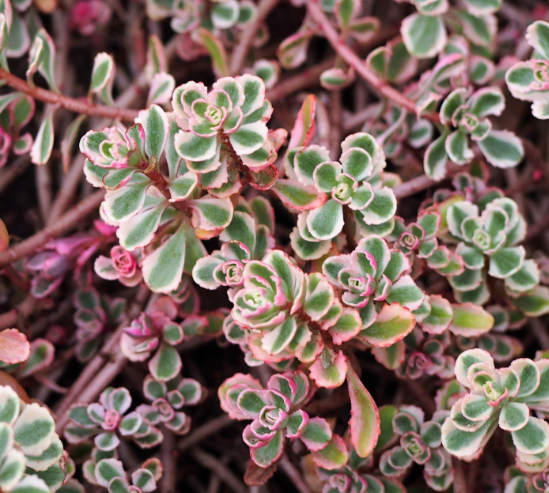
top-left (111, 246), bottom-right (137, 277)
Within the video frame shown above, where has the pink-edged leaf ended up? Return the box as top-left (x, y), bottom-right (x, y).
top-left (309, 348), bottom-right (347, 388)
top-left (358, 303), bottom-right (415, 347)
top-left (0, 329), bottom-right (30, 364)
top-left (288, 94), bottom-right (316, 149)
top-left (311, 434), bottom-right (350, 470)
top-left (347, 364), bottom-right (380, 458)
top-left (272, 180), bottom-right (327, 211)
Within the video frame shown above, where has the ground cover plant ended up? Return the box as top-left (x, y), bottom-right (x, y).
top-left (0, 0), bottom-right (548, 491)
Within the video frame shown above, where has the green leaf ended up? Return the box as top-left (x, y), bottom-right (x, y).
top-left (272, 179), bottom-right (326, 211)
top-left (198, 28), bottom-right (229, 77)
top-left (148, 342), bottom-right (182, 381)
top-left (526, 21), bottom-right (549, 60)
top-left (401, 14), bottom-right (446, 59)
top-left (135, 104), bottom-right (169, 161)
top-left (477, 129), bottom-right (524, 169)
top-left (424, 132), bottom-right (449, 180)
top-left (358, 304), bottom-right (415, 347)
top-left (449, 303), bottom-right (494, 337)
top-left (511, 417), bottom-right (549, 454)
top-left (89, 52), bottom-right (114, 99)
top-left (30, 107), bottom-right (55, 165)
top-left (26, 29), bottom-right (58, 92)
top-left (347, 365), bottom-right (380, 458)
top-left (142, 221), bottom-right (188, 293)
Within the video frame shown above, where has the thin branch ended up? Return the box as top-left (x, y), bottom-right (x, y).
top-left (0, 68), bottom-right (139, 121)
top-left (452, 457), bottom-right (468, 493)
top-left (161, 430), bottom-right (178, 492)
top-left (0, 155), bottom-right (31, 195)
top-left (46, 155), bottom-right (85, 226)
top-left (0, 189), bottom-right (104, 267)
top-left (306, 1), bottom-right (440, 123)
top-left (178, 415), bottom-right (234, 452)
top-left (190, 448), bottom-right (248, 493)
top-left (0, 294), bottom-right (37, 330)
top-left (279, 456), bottom-right (311, 493)
top-left (230, 0), bottom-right (280, 75)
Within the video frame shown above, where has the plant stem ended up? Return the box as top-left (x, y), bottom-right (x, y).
top-left (0, 189), bottom-right (104, 267)
top-left (47, 155), bottom-right (86, 226)
top-left (306, 0), bottom-right (440, 123)
top-left (452, 457), bottom-right (468, 493)
top-left (0, 294), bottom-right (37, 330)
top-left (0, 68), bottom-right (139, 121)
top-left (279, 456), bottom-right (311, 493)
top-left (178, 415), bottom-right (234, 452)
top-left (0, 155), bottom-right (31, 195)
top-left (230, 0), bottom-right (280, 75)
top-left (190, 448), bottom-right (248, 493)
top-left (161, 430), bottom-right (178, 492)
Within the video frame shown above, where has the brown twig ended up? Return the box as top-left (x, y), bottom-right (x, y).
top-left (178, 415), bottom-right (234, 453)
top-left (279, 456), bottom-right (312, 493)
top-left (230, 0), bottom-right (280, 75)
top-left (0, 155), bottom-right (31, 195)
top-left (46, 155), bottom-right (86, 226)
top-left (189, 448), bottom-right (248, 493)
top-left (0, 189), bottom-right (105, 267)
top-left (0, 294), bottom-right (37, 330)
top-left (161, 429), bottom-right (178, 492)
top-left (0, 68), bottom-right (139, 121)
top-left (306, 1), bottom-right (440, 123)
top-left (452, 457), bottom-right (468, 493)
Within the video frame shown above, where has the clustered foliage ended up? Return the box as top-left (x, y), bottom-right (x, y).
top-left (0, 0), bottom-right (547, 491)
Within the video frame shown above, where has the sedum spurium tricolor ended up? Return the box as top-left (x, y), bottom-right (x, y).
top-left (0, 0), bottom-right (548, 491)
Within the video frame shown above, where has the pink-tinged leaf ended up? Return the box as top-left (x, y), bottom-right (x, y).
top-left (448, 303), bottom-right (494, 337)
top-left (371, 340), bottom-right (406, 370)
top-left (272, 180), bottom-right (327, 211)
top-left (358, 303), bottom-right (415, 347)
top-left (219, 374), bottom-right (262, 420)
top-left (198, 28), bottom-right (229, 78)
top-left (0, 218), bottom-right (8, 252)
top-left (0, 329), bottom-right (30, 364)
top-left (311, 434), bottom-right (350, 470)
top-left (288, 95), bottom-right (316, 149)
top-left (309, 348), bottom-right (347, 388)
top-left (347, 365), bottom-right (380, 458)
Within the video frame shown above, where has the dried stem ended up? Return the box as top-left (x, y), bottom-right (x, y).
top-left (452, 457), bottom-right (468, 493)
top-left (35, 161), bottom-right (52, 224)
top-left (230, 0), bottom-right (280, 75)
top-left (0, 294), bottom-right (37, 330)
top-left (279, 456), bottom-right (312, 493)
top-left (0, 189), bottom-right (105, 267)
top-left (0, 155), bottom-right (31, 195)
top-left (46, 155), bottom-right (86, 226)
top-left (190, 448), bottom-right (248, 493)
top-left (306, 1), bottom-right (440, 123)
top-left (178, 415), bottom-right (234, 452)
top-left (530, 318), bottom-right (549, 350)
top-left (0, 68), bottom-right (139, 121)
top-left (161, 429), bottom-right (178, 492)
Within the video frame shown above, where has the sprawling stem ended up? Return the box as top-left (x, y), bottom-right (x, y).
top-left (306, 1), bottom-right (440, 124)
top-left (0, 190), bottom-right (105, 268)
top-left (0, 68), bottom-right (139, 121)
top-left (230, 0), bottom-right (280, 75)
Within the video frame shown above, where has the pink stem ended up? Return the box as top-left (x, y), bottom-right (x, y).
top-left (306, 0), bottom-right (440, 123)
top-left (0, 68), bottom-right (139, 121)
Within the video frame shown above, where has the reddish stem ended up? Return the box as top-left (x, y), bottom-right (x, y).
top-left (0, 68), bottom-right (139, 121)
top-left (0, 190), bottom-right (105, 268)
top-left (306, 1), bottom-right (440, 124)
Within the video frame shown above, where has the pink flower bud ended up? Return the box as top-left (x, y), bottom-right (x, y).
top-left (111, 246), bottom-right (137, 278)
top-left (102, 408), bottom-right (120, 430)
top-left (70, 0), bottom-right (112, 36)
